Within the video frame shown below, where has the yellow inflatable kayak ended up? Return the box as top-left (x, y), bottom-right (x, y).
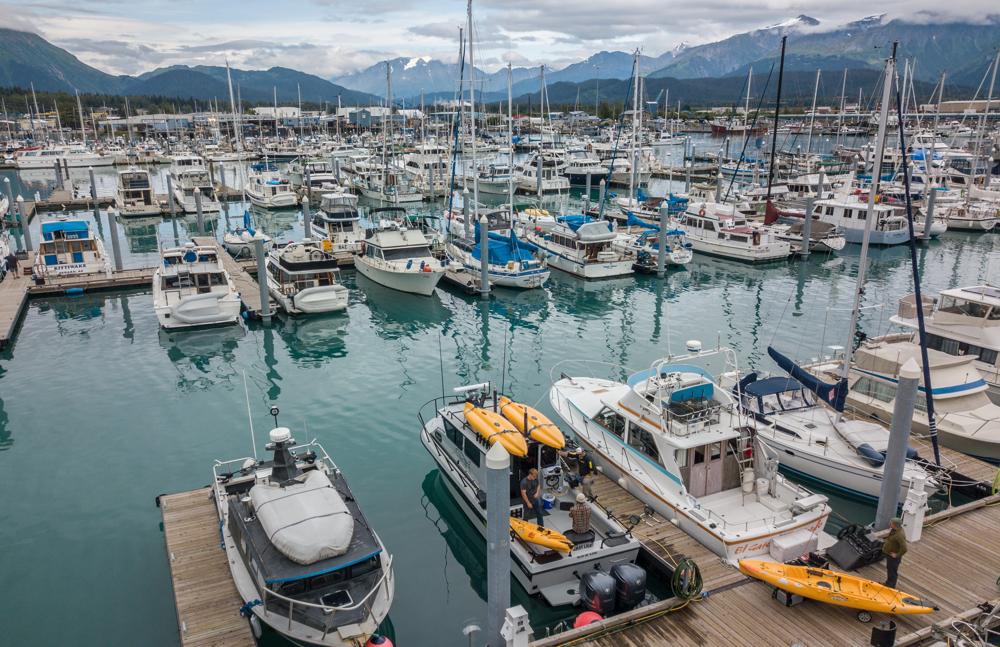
top-left (738, 559), bottom-right (938, 615)
top-left (498, 396), bottom-right (565, 449)
top-left (509, 517), bottom-right (573, 552)
top-left (463, 403), bottom-right (528, 457)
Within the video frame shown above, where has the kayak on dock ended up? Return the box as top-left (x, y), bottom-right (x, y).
top-left (738, 559), bottom-right (939, 615)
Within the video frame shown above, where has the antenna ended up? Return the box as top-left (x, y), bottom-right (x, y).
top-left (242, 371), bottom-right (258, 462)
top-left (438, 334), bottom-right (446, 400)
top-left (270, 405), bottom-right (280, 428)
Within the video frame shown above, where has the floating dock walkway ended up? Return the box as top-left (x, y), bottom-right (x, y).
top-left (158, 488), bottom-right (255, 647)
top-left (191, 236), bottom-right (264, 317)
top-left (534, 476), bottom-right (1000, 647)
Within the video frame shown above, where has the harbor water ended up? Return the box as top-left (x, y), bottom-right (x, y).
top-left (0, 159), bottom-right (997, 646)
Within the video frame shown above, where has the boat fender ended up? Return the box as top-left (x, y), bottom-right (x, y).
top-left (65, 287), bottom-right (84, 296)
top-left (247, 614), bottom-right (262, 639)
top-left (573, 611), bottom-right (603, 629)
top-left (366, 635), bottom-right (393, 647)
top-left (238, 599), bottom-right (262, 618)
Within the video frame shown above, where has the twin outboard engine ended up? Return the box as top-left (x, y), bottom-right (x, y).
top-left (611, 563), bottom-right (647, 611)
top-left (579, 564), bottom-right (648, 615)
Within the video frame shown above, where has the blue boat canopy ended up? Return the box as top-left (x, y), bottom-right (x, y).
top-left (743, 375), bottom-right (803, 397)
top-left (767, 346), bottom-right (848, 412)
top-left (557, 214), bottom-right (597, 232)
top-left (41, 220), bottom-right (90, 241)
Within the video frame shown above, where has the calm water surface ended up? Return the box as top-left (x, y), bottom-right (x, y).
top-left (0, 155), bottom-right (997, 646)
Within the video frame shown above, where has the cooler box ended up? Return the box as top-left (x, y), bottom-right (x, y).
top-left (769, 529), bottom-right (818, 562)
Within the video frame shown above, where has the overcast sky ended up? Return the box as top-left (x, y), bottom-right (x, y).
top-left (0, 0), bottom-right (994, 78)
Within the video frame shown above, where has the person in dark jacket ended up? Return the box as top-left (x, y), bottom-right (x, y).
top-left (882, 517), bottom-right (908, 589)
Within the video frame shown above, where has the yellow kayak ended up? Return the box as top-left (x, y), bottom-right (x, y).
top-left (738, 559), bottom-right (938, 615)
top-left (464, 403), bottom-right (528, 457)
top-left (498, 396), bottom-right (565, 449)
top-left (509, 517), bottom-right (573, 552)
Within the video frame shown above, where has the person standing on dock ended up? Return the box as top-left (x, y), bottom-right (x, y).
top-left (520, 468), bottom-right (544, 527)
top-left (5, 251), bottom-right (18, 278)
top-left (882, 517), bottom-right (908, 589)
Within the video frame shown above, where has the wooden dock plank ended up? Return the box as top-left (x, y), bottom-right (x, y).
top-left (160, 488), bottom-right (254, 647)
top-left (191, 236), bottom-right (264, 316)
top-left (0, 253), bottom-right (33, 349)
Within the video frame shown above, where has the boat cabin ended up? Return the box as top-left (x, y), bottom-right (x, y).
top-left (36, 220), bottom-right (106, 275)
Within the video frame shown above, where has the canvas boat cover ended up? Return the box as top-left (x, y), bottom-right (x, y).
top-left (250, 469), bottom-right (355, 565)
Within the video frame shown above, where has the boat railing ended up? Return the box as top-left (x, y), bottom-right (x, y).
top-left (212, 440), bottom-right (337, 486)
top-left (262, 553), bottom-right (394, 636)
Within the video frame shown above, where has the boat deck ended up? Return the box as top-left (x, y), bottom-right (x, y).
top-left (533, 489), bottom-right (1000, 647)
top-left (158, 488), bottom-right (255, 647)
top-left (191, 236), bottom-right (266, 317)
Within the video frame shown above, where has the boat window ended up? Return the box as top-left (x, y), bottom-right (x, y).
top-left (826, 207), bottom-right (834, 215)
top-left (925, 333), bottom-right (998, 365)
top-left (463, 438), bottom-right (481, 466)
top-left (309, 569), bottom-right (347, 589)
top-left (443, 418), bottom-right (463, 448)
top-left (675, 449), bottom-right (688, 468)
top-left (350, 554), bottom-right (381, 577)
top-left (382, 246), bottom-right (431, 261)
top-left (857, 209), bottom-right (867, 220)
top-left (692, 447), bottom-right (705, 465)
top-left (843, 210), bottom-right (852, 219)
top-left (627, 426), bottom-right (660, 461)
top-left (280, 580), bottom-right (307, 596)
top-left (593, 407), bottom-right (626, 438)
top-left (853, 377), bottom-right (895, 404)
top-left (710, 442), bottom-right (722, 461)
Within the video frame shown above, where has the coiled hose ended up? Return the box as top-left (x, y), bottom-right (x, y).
top-left (672, 558), bottom-right (703, 600)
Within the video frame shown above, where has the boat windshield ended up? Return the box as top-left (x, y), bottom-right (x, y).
top-left (382, 246), bottom-right (431, 261)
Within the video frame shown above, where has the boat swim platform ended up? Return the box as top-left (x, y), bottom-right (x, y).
top-left (158, 488), bottom-right (255, 647)
top-left (191, 236), bottom-right (265, 318)
top-left (0, 252), bottom-right (155, 349)
top-left (533, 484), bottom-right (1000, 647)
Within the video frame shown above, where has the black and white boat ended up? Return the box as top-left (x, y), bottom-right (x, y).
top-left (213, 413), bottom-right (394, 646)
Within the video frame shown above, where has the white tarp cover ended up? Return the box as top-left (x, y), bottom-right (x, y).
top-left (251, 469), bottom-right (355, 565)
top-left (837, 419), bottom-right (891, 452)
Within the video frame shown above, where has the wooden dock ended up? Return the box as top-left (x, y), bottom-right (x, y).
top-left (191, 236), bottom-right (265, 317)
top-left (441, 267), bottom-right (491, 296)
top-left (158, 488), bottom-right (255, 647)
top-left (533, 486), bottom-right (1000, 647)
top-left (0, 254), bottom-right (34, 349)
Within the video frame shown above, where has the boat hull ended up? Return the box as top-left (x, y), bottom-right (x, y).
top-left (354, 257), bottom-right (443, 296)
top-left (155, 291), bottom-right (242, 329)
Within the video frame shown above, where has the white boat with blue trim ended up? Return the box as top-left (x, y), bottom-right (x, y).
top-left (32, 218), bottom-right (111, 278)
top-left (550, 344), bottom-right (832, 564)
top-left (525, 214), bottom-right (634, 279)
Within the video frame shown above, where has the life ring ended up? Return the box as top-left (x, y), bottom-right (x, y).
top-left (698, 208), bottom-right (706, 217)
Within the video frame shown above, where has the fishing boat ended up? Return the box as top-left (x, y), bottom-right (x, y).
top-left (246, 172), bottom-right (298, 209)
top-left (471, 162), bottom-right (515, 195)
top-left (114, 167), bottom-right (160, 217)
top-left (152, 242), bottom-right (241, 329)
top-left (169, 161), bottom-right (221, 214)
top-left (563, 148), bottom-right (608, 187)
top-left (265, 239), bottom-right (349, 315)
top-left (738, 559), bottom-right (937, 615)
top-left (418, 383), bottom-right (645, 606)
top-left (681, 202), bottom-right (792, 263)
top-left (524, 214), bottom-right (635, 279)
top-left (32, 218), bottom-right (111, 278)
top-left (288, 159), bottom-right (338, 190)
top-left (311, 192), bottom-right (364, 265)
top-left (515, 152), bottom-right (569, 194)
top-left (354, 220), bottom-right (445, 296)
top-left (213, 413), bottom-right (394, 645)
top-left (890, 286), bottom-right (999, 405)
top-left (446, 211), bottom-right (549, 289)
top-left (550, 344), bottom-right (832, 564)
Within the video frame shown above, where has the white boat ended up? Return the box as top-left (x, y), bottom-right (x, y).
top-left (15, 145), bottom-right (114, 169)
top-left (288, 159), bottom-right (338, 191)
top-left (32, 218), bottom-right (110, 278)
top-left (115, 167), bottom-right (160, 217)
top-left (524, 214), bottom-right (634, 279)
top-left (354, 221), bottom-right (445, 296)
top-left (311, 193), bottom-right (364, 265)
top-left (681, 202), bottom-right (792, 263)
top-left (564, 148), bottom-right (608, 186)
top-left (402, 143), bottom-right (449, 194)
top-left (890, 286), bottom-right (1000, 405)
top-left (471, 162), bottom-right (515, 195)
top-left (937, 203), bottom-right (997, 232)
top-left (813, 337), bottom-right (1000, 462)
top-left (266, 239), bottom-right (349, 315)
top-left (359, 171), bottom-right (424, 204)
top-left (550, 346), bottom-right (832, 564)
top-left (515, 152), bottom-right (569, 194)
top-left (170, 163), bottom-right (221, 214)
top-left (222, 219), bottom-right (273, 260)
top-left (152, 242), bottom-right (242, 329)
top-left (213, 421), bottom-right (394, 646)
top-left (246, 173), bottom-right (298, 209)
top-left (418, 384), bottom-right (645, 607)
top-left (614, 218), bottom-right (693, 270)
top-left (809, 195), bottom-right (910, 245)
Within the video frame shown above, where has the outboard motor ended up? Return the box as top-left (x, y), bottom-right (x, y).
top-left (579, 571), bottom-right (616, 616)
top-left (611, 563), bottom-right (647, 611)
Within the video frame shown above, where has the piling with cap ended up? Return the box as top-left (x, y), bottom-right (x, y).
top-left (53, 159), bottom-right (64, 191)
top-left (3, 178), bottom-right (13, 216)
top-left (585, 172), bottom-right (592, 213)
top-left (305, 166), bottom-right (312, 202)
top-left (485, 442), bottom-right (511, 647)
top-left (657, 205), bottom-right (669, 277)
top-left (302, 197), bottom-right (311, 238)
top-left (17, 196), bottom-right (32, 251)
top-left (875, 357), bottom-right (921, 530)
top-left (166, 175), bottom-right (180, 245)
top-left (462, 188), bottom-right (471, 240)
top-left (219, 165), bottom-right (227, 198)
top-left (800, 197), bottom-right (814, 258)
top-left (88, 166), bottom-right (100, 223)
top-left (714, 150), bottom-right (723, 202)
top-left (254, 236), bottom-right (272, 322)
top-left (922, 189), bottom-right (936, 243)
top-left (479, 214), bottom-right (490, 298)
top-left (333, 157), bottom-right (341, 184)
top-left (195, 190), bottom-right (205, 236)
top-left (106, 208), bottom-right (123, 272)
top-left (598, 179), bottom-right (606, 210)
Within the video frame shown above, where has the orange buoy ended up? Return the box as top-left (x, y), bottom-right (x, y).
top-left (573, 611), bottom-right (603, 628)
top-left (366, 635), bottom-right (393, 647)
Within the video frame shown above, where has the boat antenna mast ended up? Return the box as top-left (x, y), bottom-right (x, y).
top-left (765, 36), bottom-right (786, 205)
top-left (242, 371), bottom-right (259, 462)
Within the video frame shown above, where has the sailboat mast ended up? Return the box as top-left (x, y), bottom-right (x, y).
top-left (765, 36), bottom-right (786, 203)
top-left (836, 69), bottom-right (847, 149)
top-left (805, 69), bottom-right (820, 164)
top-left (273, 86), bottom-right (278, 138)
top-left (225, 60), bottom-right (247, 201)
top-left (74, 89), bottom-right (86, 145)
top-left (743, 67), bottom-right (752, 131)
top-left (933, 73), bottom-right (945, 134)
top-left (839, 47), bottom-right (896, 387)
top-left (630, 49), bottom-right (640, 204)
top-left (973, 49), bottom-right (999, 188)
top-left (507, 63), bottom-right (515, 212)
top-left (467, 0), bottom-right (479, 216)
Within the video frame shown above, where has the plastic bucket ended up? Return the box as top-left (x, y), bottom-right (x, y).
top-left (542, 493), bottom-right (555, 510)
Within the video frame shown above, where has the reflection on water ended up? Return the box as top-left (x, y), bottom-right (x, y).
top-left (120, 216), bottom-right (163, 254)
top-left (158, 324), bottom-right (245, 390)
top-left (273, 313), bottom-right (348, 365)
top-left (356, 272), bottom-right (453, 340)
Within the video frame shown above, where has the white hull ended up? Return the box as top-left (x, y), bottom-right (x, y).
top-left (354, 257), bottom-right (444, 295)
top-left (686, 236), bottom-right (790, 263)
top-left (248, 191), bottom-right (298, 209)
top-left (17, 155), bottom-right (115, 169)
top-left (172, 189), bottom-right (222, 214)
top-left (155, 291), bottom-right (241, 329)
top-left (269, 284), bottom-right (349, 315)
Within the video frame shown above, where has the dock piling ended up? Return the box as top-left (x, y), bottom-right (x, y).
top-left (485, 442), bottom-right (511, 647)
top-left (875, 357), bottom-right (921, 530)
top-left (106, 208), bottom-right (123, 272)
top-left (657, 205), bottom-right (668, 277)
top-left (333, 157), bottom-right (341, 185)
top-left (17, 197), bottom-right (32, 251)
top-left (53, 160), bottom-right (63, 191)
top-left (800, 198), bottom-right (814, 258)
top-left (536, 161), bottom-right (542, 198)
top-left (218, 165), bottom-right (227, 200)
top-left (3, 178), bottom-right (13, 216)
top-left (253, 237), bottom-right (272, 323)
top-left (598, 179), bottom-right (606, 212)
top-left (88, 166), bottom-right (100, 222)
top-left (194, 191), bottom-right (204, 237)
top-left (166, 175), bottom-right (179, 246)
top-left (479, 214), bottom-right (490, 298)
top-left (714, 149), bottom-right (723, 202)
top-left (585, 173), bottom-right (592, 213)
top-left (302, 197), bottom-right (311, 239)
top-left (923, 189), bottom-right (936, 243)
top-left (305, 166), bottom-right (312, 202)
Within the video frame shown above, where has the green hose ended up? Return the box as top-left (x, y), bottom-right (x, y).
top-left (672, 558), bottom-right (704, 600)
top-left (992, 468), bottom-right (999, 495)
